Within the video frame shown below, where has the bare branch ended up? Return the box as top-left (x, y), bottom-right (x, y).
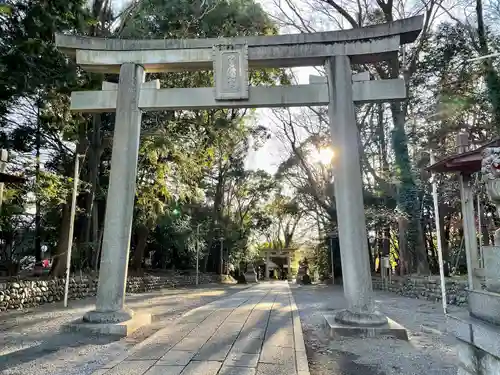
top-left (321, 0), bottom-right (359, 27)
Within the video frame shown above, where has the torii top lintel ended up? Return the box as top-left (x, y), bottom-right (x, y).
top-left (55, 16), bottom-right (423, 73)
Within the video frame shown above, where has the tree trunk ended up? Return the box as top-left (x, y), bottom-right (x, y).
top-left (391, 103), bottom-right (430, 275)
top-left (367, 237), bottom-right (374, 272)
top-left (203, 168), bottom-right (225, 272)
top-left (93, 224), bottom-right (104, 271)
top-left (397, 215), bottom-right (409, 275)
top-left (414, 219), bottom-right (430, 274)
top-left (426, 220), bottom-right (438, 272)
top-left (382, 226), bottom-right (390, 257)
top-left (203, 220), bottom-right (216, 272)
top-left (90, 204), bottom-right (100, 267)
top-left (83, 114), bottom-right (103, 269)
top-left (132, 224), bottom-right (149, 271)
top-left (50, 130), bottom-right (87, 276)
top-left (50, 202), bottom-right (71, 277)
top-left (438, 207), bottom-right (450, 261)
top-left (375, 227), bottom-right (382, 252)
top-left (476, 0), bottom-right (500, 126)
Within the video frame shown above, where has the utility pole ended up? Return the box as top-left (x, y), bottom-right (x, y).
top-left (64, 154), bottom-right (82, 308)
top-left (329, 234), bottom-right (335, 283)
top-left (430, 152), bottom-right (448, 315)
top-left (35, 100), bottom-right (42, 265)
top-left (196, 223), bottom-right (200, 286)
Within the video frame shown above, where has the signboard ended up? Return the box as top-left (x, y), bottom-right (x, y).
top-left (213, 44), bottom-right (249, 100)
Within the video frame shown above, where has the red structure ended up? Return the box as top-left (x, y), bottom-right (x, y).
top-left (428, 138), bottom-right (500, 174)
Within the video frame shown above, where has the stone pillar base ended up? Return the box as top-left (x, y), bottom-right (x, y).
top-left (65, 311), bottom-right (151, 337)
top-left (334, 308), bottom-right (387, 326)
top-left (324, 313), bottom-right (408, 340)
top-left (83, 307), bottom-right (134, 324)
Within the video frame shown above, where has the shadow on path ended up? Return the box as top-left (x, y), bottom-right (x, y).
top-left (0, 284), bottom-right (249, 375)
top-left (0, 331), bottom-right (120, 372)
top-left (306, 343), bottom-right (385, 375)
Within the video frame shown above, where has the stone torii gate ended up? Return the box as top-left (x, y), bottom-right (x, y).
top-left (55, 16), bottom-right (423, 335)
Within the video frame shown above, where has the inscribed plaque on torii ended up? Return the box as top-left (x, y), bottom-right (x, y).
top-left (212, 44), bottom-right (249, 100)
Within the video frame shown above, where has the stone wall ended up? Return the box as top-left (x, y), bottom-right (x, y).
top-left (372, 276), bottom-right (468, 306)
top-left (0, 273), bottom-right (219, 311)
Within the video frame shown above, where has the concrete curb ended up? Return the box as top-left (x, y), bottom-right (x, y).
top-left (420, 323), bottom-right (444, 335)
top-left (289, 285), bottom-right (311, 375)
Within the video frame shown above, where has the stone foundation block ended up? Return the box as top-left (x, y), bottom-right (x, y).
top-left (62, 312), bottom-right (151, 337)
top-left (323, 313), bottom-right (408, 340)
top-left (456, 338), bottom-right (500, 375)
top-left (448, 312), bottom-right (500, 375)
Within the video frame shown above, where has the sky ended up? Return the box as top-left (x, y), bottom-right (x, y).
top-left (233, 1), bottom-right (316, 175)
top-left (109, 0), bottom-right (317, 176)
top-left (92, 0), bottom-right (489, 178)
top-left (249, 0), bottom-right (314, 175)
top-left (106, 0), bottom-right (486, 178)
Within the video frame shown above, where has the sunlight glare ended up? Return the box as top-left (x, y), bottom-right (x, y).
top-left (310, 147), bottom-right (334, 165)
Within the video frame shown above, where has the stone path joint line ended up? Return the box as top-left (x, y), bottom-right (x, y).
top-left (92, 281), bottom-right (310, 375)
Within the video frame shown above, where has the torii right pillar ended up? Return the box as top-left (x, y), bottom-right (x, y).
top-left (324, 55), bottom-right (407, 339)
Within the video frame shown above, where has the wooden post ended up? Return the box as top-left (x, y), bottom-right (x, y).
top-left (457, 133), bottom-right (481, 290)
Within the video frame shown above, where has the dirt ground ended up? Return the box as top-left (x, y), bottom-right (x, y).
top-left (290, 284), bottom-right (460, 375)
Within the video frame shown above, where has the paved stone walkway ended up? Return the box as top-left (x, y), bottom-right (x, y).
top-left (91, 282), bottom-right (309, 375)
top-left (0, 285), bottom-right (248, 375)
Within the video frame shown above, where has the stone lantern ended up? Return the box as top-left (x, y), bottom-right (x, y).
top-left (428, 137), bottom-right (500, 375)
top-left (243, 262), bottom-right (258, 284)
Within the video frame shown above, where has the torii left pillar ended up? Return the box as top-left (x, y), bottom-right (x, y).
top-left (81, 63), bottom-right (151, 334)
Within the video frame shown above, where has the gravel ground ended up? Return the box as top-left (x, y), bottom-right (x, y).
top-left (290, 284), bottom-right (462, 375)
top-left (0, 284), bottom-right (248, 375)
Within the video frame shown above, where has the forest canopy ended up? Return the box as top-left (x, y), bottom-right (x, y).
top-left (0, 0), bottom-right (499, 280)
